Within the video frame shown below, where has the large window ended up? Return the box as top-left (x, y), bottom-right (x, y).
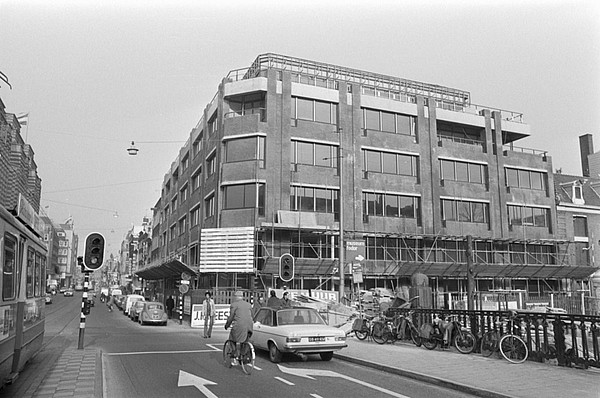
top-left (228, 93), bottom-right (266, 121)
top-left (192, 132), bottom-right (203, 158)
top-left (362, 192), bottom-right (420, 221)
top-left (208, 113), bottom-right (217, 135)
top-left (290, 186), bottom-right (339, 214)
top-left (179, 217), bottom-right (187, 236)
top-left (363, 108), bottom-right (415, 136)
top-left (225, 136), bottom-right (265, 166)
top-left (223, 183), bottom-right (265, 215)
top-left (573, 216), bottom-right (588, 238)
top-left (291, 141), bottom-right (338, 168)
top-left (363, 149), bottom-right (418, 176)
top-left (440, 159), bottom-right (486, 184)
top-left (441, 199), bottom-right (489, 224)
top-left (206, 152), bottom-right (216, 178)
top-left (505, 167), bottom-right (546, 191)
top-left (291, 97), bottom-right (338, 124)
top-left (190, 206), bottom-right (200, 227)
top-left (508, 205), bottom-right (549, 227)
top-left (205, 194), bottom-right (215, 218)
top-left (192, 168), bottom-right (201, 191)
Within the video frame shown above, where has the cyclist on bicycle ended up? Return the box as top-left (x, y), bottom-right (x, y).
top-left (224, 291), bottom-right (254, 366)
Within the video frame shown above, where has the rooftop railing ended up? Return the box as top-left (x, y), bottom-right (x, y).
top-left (503, 144), bottom-right (548, 157)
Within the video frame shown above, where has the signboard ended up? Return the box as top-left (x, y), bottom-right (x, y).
top-left (345, 239), bottom-right (365, 284)
top-left (268, 288), bottom-right (339, 302)
top-left (179, 284), bottom-right (189, 294)
top-left (181, 272), bottom-right (191, 281)
top-left (191, 304), bottom-right (230, 328)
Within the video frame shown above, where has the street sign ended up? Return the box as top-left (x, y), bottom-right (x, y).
top-left (179, 284), bottom-right (189, 294)
top-left (181, 272), bottom-right (191, 281)
top-left (181, 280), bottom-right (190, 285)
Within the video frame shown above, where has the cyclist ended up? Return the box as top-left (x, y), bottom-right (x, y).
top-left (224, 291), bottom-right (254, 366)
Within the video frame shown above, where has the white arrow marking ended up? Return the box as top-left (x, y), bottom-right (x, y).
top-left (278, 365), bottom-right (410, 398)
top-left (178, 370), bottom-right (218, 398)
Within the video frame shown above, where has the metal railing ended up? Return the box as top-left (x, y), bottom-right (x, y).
top-left (503, 144), bottom-right (548, 157)
top-left (387, 307), bottom-right (600, 369)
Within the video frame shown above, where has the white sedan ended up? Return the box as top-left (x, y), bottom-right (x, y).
top-left (252, 307), bottom-right (347, 363)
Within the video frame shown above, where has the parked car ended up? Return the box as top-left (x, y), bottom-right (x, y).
top-left (124, 294), bottom-right (145, 315)
top-left (63, 289), bottom-right (74, 297)
top-left (45, 293), bottom-right (53, 304)
top-left (129, 301), bottom-right (145, 322)
top-left (252, 306), bottom-right (347, 363)
top-left (114, 295), bottom-right (126, 310)
top-left (138, 302), bottom-right (168, 326)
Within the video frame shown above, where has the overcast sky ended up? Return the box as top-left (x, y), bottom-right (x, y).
top-left (1, 0), bottom-right (598, 257)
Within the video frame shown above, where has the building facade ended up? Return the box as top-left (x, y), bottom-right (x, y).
top-left (141, 54), bottom-right (597, 301)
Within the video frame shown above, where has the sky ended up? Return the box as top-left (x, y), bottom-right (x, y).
top-left (1, 0), bottom-right (599, 257)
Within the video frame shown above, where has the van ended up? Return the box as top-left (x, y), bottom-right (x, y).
top-left (124, 294), bottom-right (145, 315)
top-left (111, 289), bottom-right (122, 296)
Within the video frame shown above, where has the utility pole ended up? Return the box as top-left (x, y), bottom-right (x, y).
top-left (338, 130), bottom-right (345, 304)
top-left (466, 235), bottom-right (475, 311)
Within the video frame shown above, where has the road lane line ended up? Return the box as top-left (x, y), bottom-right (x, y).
top-left (104, 349), bottom-right (216, 356)
top-left (310, 394), bottom-right (324, 398)
top-left (275, 377), bottom-right (295, 386)
top-left (206, 344), bottom-right (221, 351)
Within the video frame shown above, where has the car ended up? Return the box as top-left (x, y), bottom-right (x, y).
top-left (45, 293), bottom-right (53, 304)
top-left (114, 295), bottom-right (126, 310)
top-left (124, 294), bottom-right (145, 315)
top-left (252, 306), bottom-right (347, 363)
top-left (59, 287), bottom-right (67, 293)
top-left (129, 301), bottom-right (145, 322)
top-left (138, 302), bottom-right (168, 326)
top-left (63, 289), bottom-right (74, 297)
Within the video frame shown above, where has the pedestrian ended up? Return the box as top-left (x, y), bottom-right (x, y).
top-left (281, 291), bottom-right (292, 308)
top-left (266, 290), bottom-right (280, 307)
top-left (202, 291), bottom-right (215, 338)
top-left (224, 291), bottom-right (253, 366)
top-left (166, 295), bottom-right (175, 319)
top-left (107, 294), bottom-right (115, 312)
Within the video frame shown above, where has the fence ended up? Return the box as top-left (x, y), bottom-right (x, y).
top-left (387, 307), bottom-right (600, 369)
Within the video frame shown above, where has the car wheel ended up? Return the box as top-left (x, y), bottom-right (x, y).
top-left (269, 342), bottom-right (282, 363)
top-left (320, 352), bottom-right (334, 361)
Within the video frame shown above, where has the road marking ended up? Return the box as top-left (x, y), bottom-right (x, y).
top-left (178, 370), bottom-right (217, 398)
top-left (105, 349), bottom-right (216, 356)
top-left (253, 365), bottom-right (262, 371)
top-left (278, 365), bottom-right (410, 398)
top-left (206, 344), bottom-right (221, 351)
top-left (310, 394), bottom-right (324, 398)
top-left (275, 376), bottom-right (295, 385)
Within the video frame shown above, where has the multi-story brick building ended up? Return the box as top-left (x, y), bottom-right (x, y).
top-left (40, 215), bottom-right (60, 288)
top-left (0, 99), bottom-right (41, 212)
top-left (139, 54), bottom-right (597, 302)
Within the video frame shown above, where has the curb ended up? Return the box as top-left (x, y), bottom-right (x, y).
top-left (333, 353), bottom-right (517, 398)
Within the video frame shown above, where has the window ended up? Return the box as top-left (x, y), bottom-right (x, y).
top-left (181, 154), bottom-right (189, 172)
top-left (291, 97), bottom-right (337, 124)
top-left (223, 183), bottom-right (265, 215)
top-left (4, 235), bottom-right (16, 300)
top-left (205, 194), bottom-right (215, 218)
top-left (507, 205), bottom-right (549, 227)
top-left (440, 159), bottom-right (487, 184)
top-left (574, 216), bottom-right (588, 237)
top-left (208, 113), bottom-right (217, 135)
top-left (206, 152), bottom-right (216, 178)
top-left (35, 252), bottom-right (42, 297)
top-left (178, 217), bottom-right (187, 236)
top-left (170, 224), bottom-right (176, 241)
top-left (441, 199), bottom-right (489, 224)
top-left (225, 136), bottom-right (265, 166)
top-left (227, 93), bottom-right (266, 121)
top-left (27, 248), bottom-right (34, 298)
top-left (290, 186), bottom-right (338, 214)
top-left (363, 192), bottom-right (420, 220)
top-left (363, 149), bottom-right (418, 177)
top-left (171, 195), bottom-right (178, 211)
top-left (190, 206), bottom-right (200, 227)
top-left (193, 132), bottom-right (204, 158)
top-left (362, 108), bottom-right (415, 135)
top-left (505, 167), bottom-right (547, 191)
top-left (180, 184), bottom-right (188, 204)
top-left (192, 169), bottom-right (201, 191)
top-left (291, 141), bottom-right (338, 168)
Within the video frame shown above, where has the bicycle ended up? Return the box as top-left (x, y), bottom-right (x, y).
top-left (480, 311), bottom-right (528, 364)
top-left (370, 312), bottom-right (422, 347)
top-left (420, 315), bottom-right (476, 354)
top-left (351, 315), bottom-right (372, 341)
top-left (223, 333), bottom-right (255, 375)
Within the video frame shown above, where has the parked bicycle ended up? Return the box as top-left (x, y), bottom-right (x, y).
top-left (352, 314), bottom-right (373, 340)
top-left (369, 311), bottom-right (422, 346)
top-left (223, 333), bottom-right (255, 375)
top-left (480, 311), bottom-right (528, 364)
top-left (420, 315), bottom-right (476, 354)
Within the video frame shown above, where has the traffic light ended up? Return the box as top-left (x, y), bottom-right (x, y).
top-left (83, 299), bottom-right (91, 315)
top-left (83, 233), bottom-right (105, 271)
top-left (279, 253), bottom-right (294, 282)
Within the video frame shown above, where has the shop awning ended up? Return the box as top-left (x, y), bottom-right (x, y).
top-left (135, 259), bottom-right (197, 280)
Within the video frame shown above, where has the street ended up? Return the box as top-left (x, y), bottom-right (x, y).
top-left (4, 293), bottom-right (477, 398)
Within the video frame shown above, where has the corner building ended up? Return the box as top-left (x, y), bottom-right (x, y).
top-left (148, 54), bottom-right (594, 302)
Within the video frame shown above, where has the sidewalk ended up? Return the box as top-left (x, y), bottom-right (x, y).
top-left (335, 337), bottom-right (600, 398)
top-left (3, 323), bottom-right (599, 397)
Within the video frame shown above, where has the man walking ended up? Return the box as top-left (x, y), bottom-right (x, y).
top-left (166, 295), bottom-right (175, 319)
top-left (203, 291), bottom-right (215, 338)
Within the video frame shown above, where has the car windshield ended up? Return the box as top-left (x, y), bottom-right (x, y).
top-left (147, 304), bottom-right (162, 310)
top-left (277, 308), bottom-right (326, 326)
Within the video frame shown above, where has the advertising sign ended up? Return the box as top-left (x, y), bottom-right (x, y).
top-left (191, 304), bottom-right (230, 328)
top-left (345, 239), bottom-right (365, 284)
top-left (268, 288), bottom-right (339, 302)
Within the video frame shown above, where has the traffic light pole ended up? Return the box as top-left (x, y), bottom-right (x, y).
top-left (78, 270), bottom-right (90, 350)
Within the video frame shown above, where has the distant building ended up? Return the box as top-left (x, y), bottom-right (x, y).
top-left (140, 54), bottom-right (597, 301)
top-left (40, 216), bottom-right (60, 286)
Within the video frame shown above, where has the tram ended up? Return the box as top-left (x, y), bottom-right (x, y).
top-left (0, 196), bottom-right (47, 387)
